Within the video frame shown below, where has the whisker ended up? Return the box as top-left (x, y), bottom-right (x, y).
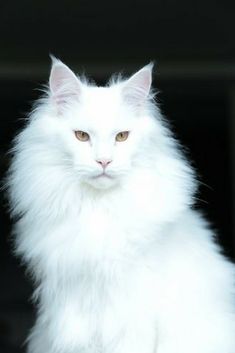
top-left (193, 196), bottom-right (209, 205)
top-left (197, 180), bottom-right (213, 191)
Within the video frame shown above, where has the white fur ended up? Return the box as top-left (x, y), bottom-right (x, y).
top-left (7, 59), bottom-right (235, 353)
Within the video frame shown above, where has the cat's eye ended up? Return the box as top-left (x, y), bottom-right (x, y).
top-left (75, 131), bottom-right (90, 142)
top-left (116, 131), bottom-right (129, 142)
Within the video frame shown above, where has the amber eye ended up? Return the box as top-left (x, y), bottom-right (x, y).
top-left (75, 131), bottom-right (90, 142)
top-left (116, 131), bottom-right (129, 142)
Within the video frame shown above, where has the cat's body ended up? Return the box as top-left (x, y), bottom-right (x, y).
top-left (7, 59), bottom-right (235, 353)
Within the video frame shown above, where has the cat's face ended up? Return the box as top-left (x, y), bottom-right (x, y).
top-left (47, 59), bottom-right (154, 190)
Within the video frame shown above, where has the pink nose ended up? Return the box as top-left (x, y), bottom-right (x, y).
top-left (96, 159), bottom-right (112, 168)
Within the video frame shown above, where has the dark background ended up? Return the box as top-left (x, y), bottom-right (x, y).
top-left (1, 1), bottom-right (235, 352)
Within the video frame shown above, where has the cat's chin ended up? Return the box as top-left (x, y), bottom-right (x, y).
top-left (85, 174), bottom-right (119, 190)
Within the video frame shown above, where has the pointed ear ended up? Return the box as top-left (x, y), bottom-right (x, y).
top-left (122, 63), bottom-right (153, 106)
top-left (49, 57), bottom-right (81, 109)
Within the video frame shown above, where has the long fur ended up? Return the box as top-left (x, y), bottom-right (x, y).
top-left (6, 60), bottom-right (235, 353)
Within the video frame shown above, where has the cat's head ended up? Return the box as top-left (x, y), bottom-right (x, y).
top-left (41, 58), bottom-right (158, 190)
top-left (9, 58), bottom-right (195, 223)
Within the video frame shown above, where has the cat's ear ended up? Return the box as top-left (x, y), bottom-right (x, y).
top-left (49, 57), bottom-right (81, 109)
top-left (122, 63), bottom-right (153, 106)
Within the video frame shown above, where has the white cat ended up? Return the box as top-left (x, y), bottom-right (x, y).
top-left (7, 58), bottom-right (235, 353)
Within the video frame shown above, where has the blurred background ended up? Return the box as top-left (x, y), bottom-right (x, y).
top-left (1, 0), bottom-right (235, 352)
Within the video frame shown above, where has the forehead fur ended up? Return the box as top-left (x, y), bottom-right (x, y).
top-left (65, 84), bottom-right (138, 132)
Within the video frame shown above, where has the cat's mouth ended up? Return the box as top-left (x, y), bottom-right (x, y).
top-left (92, 172), bottom-right (113, 179)
top-left (87, 171), bottom-right (116, 189)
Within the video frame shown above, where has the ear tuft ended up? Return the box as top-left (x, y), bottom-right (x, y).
top-left (49, 57), bottom-right (81, 110)
top-left (123, 63), bottom-right (153, 106)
